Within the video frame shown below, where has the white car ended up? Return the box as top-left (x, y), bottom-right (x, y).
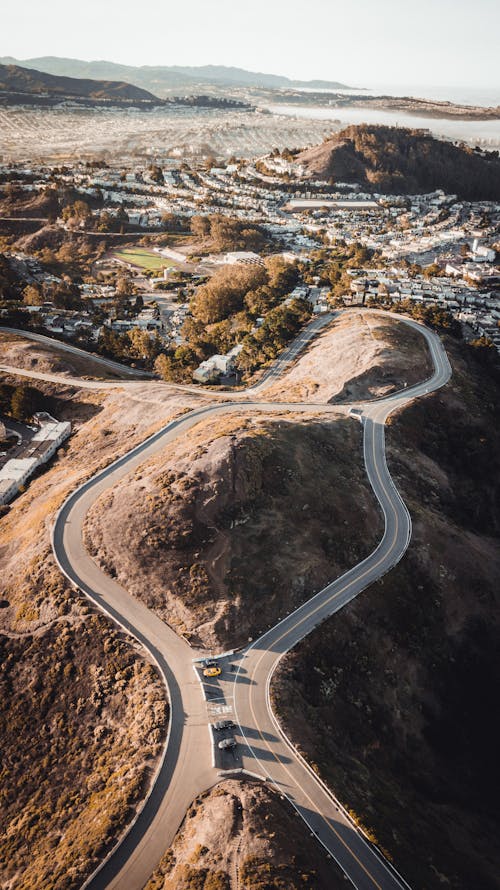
top-left (218, 737), bottom-right (236, 750)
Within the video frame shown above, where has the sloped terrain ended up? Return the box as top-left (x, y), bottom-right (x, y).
top-left (0, 62), bottom-right (156, 102)
top-left (273, 337), bottom-right (500, 890)
top-left (0, 374), bottom-right (201, 889)
top-left (0, 561), bottom-right (167, 890)
top-left (84, 411), bottom-right (381, 649)
top-left (298, 125), bottom-right (500, 200)
top-left (265, 311), bottom-right (432, 403)
top-left (0, 332), bottom-right (131, 379)
top-left (145, 780), bottom-right (345, 890)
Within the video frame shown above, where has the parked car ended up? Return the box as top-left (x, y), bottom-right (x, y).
top-left (203, 666), bottom-right (222, 678)
top-left (213, 720), bottom-right (235, 731)
top-left (218, 737), bottom-right (236, 750)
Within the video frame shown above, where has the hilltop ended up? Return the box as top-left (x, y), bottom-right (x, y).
top-left (0, 62), bottom-right (158, 104)
top-left (83, 314), bottom-right (430, 650)
top-left (145, 780), bottom-right (344, 890)
top-left (298, 125), bottom-right (500, 200)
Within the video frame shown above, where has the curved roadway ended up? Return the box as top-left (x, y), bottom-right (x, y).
top-left (45, 312), bottom-right (451, 889)
top-left (0, 326), bottom-right (153, 378)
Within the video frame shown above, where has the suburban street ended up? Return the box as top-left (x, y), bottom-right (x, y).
top-left (33, 311), bottom-right (450, 889)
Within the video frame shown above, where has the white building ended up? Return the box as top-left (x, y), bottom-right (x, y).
top-left (193, 344), bottom-right (243, 383)
top-left (223, 251), bottom-right (263, 266)
top-left (0, 417), bottom-right (71, 505)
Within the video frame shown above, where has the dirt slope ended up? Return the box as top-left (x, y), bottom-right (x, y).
top-left (265, 311), bottom-right (432, 403)
top-left (0, 331), bottom-right (131, 379)
top-left (273, 336), bottom-right (500, 890)
top-left (0, 373), bottom-right (201, 889)
top-left (85, 411), bottom-right (381, 649)
top-left (145, 780), bottom-right (345, 890)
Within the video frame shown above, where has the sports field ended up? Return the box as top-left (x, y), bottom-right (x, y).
top-left (113, 248), bottom-right (177, 271)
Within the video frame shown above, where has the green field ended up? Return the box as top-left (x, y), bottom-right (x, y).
top-left (113, 248), bottom-right (177, 272)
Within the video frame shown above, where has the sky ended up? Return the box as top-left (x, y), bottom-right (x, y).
top-left (1, 0), bottom-right (499, 91)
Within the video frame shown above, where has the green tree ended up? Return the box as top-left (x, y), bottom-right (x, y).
top-left (148, 165), bottom-right (164, 185)
top-left (133, 294), bottom-right (144, 313)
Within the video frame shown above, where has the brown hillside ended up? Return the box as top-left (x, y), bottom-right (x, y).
top-left (84, 411), bottom-right (381, 650)
top-left (298, 125), bottom-right (500, 200)
top-left (0, 62), bottom-right (157, 102)
top-left (0, 371), bottom-right (204, 888)
top-left (274, 336), bottom-right (500, 890)
top-left (145, 780), bottom-right (345, 890)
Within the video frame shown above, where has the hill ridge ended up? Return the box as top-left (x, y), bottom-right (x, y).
top-left (0, 61), bottom-right (157, 102)
top-left (0, 55), bottom-right (352, 95)
top-left (298, 124), bottom-right (500, 200)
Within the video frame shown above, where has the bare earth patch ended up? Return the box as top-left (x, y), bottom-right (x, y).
top-left (0, 331), bottom-right (133, 380)
top-left (84, 411), bottom-right (381, 650)
top-left (265, 311), bottom-right (433, 403)
top-left (145, 779), bottom-right (345, 890)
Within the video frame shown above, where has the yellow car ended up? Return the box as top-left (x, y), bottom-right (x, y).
top-left (203, 666), bottom-right (222, 678)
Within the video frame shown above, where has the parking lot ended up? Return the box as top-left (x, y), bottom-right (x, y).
top-left (193, 656), bottom-right (244, 771)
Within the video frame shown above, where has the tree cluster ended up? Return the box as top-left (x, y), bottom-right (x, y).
top-left (154, 257), bottom-right (308, 383)
top-left (190, 256), bottom-right (298, 326)
top-left (22, 276), bottom-right (82, 309)
top-left (236, 298), bottom-right (312, 375)
top-left (98, 326), bottom-right (162, 367)
top-left (190, 214), bottom-right (269, 253)
top-left (299, 242), bottom-right (380, 298)
top-left (0, 383), bottom-right (53, 421)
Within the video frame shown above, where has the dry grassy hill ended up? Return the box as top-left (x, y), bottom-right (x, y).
top-left (145, 780), bottom-right (345, 890)
top-left (298, 125), bottom-right (500, 200)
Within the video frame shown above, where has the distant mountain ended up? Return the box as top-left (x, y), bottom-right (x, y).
top-left (165, 64), bottom-right (351, 91)
top-left (0, 62), bottom-right (157, 102)
top-left (298, 125), bottom-right (500, 200)
top-left (0, 56), bottom-right (351, 96)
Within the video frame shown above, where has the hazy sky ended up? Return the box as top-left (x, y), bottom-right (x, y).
top-left (2, 0), bottom-right (499, 89)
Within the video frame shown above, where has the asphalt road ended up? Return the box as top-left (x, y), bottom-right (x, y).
top-left (0, 313), bottom-right (332, 395)
top-left (45, 311), bottom-right (452, 889)
top-left (230, 319), bottom-right (451, 890)
top-left (0, 326), bottom-right (152, 378)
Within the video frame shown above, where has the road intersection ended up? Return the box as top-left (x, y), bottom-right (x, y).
top-left (7, 311), bottom-right (452, 889)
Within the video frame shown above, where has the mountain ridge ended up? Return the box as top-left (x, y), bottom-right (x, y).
top-left (0, 55), bottom-right (352, 95)
top-left (0, 62), bottom-right (157, 102)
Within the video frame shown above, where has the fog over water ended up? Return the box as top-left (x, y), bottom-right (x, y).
top-left (268, 103), bottom-right (500, 147)
top-left (298, 85), bottom-right (500, 108)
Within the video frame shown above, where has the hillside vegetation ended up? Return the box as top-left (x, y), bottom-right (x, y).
top-left (298, 125), bottom-right (500, 199)
top-left (84, 412), bottom-right (380, 649)
top-left (0, 372), bottom-right (202, 888)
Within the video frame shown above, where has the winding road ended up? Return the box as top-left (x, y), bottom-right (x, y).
top-left (6, 312), bottom-right (452, 888)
